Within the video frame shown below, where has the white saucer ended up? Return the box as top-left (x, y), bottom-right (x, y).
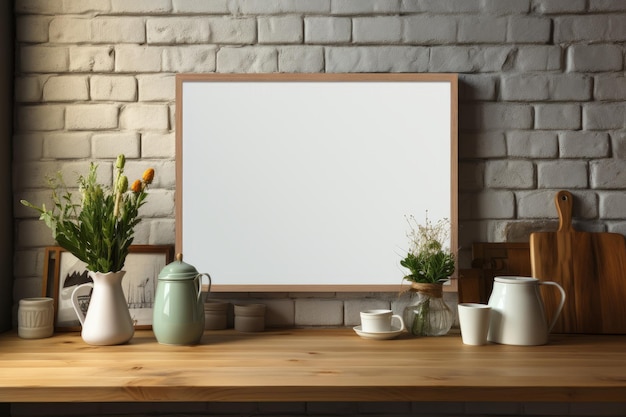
top-left (353, 325), bottom-right (404, 340)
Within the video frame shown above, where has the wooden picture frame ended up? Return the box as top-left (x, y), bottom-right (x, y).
top-left (43, 245), bottom-right (174, 331)
top-left (176, 73), bottom-right (458, 292)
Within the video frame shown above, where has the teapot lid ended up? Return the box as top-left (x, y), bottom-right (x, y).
top-left (158, 253), bottom-right (199, 280)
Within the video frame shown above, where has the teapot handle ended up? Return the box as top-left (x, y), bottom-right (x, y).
top-left (196, 273), bottom-right (212, 302)
top-left (71, 283), bottom-right (94, 326)
top-left (539, 281), bottom-right (566, 332)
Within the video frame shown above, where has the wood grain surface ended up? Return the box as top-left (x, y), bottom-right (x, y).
top-left (530, 190), bottom-right (626, 334)
top-left (1, 329), bottom-right (625, 403)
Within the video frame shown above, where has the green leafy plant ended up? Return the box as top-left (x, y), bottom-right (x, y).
top-left (21, 155), bottom-right (155, 273)
top-left (400, 214), bottom-right (455, 284)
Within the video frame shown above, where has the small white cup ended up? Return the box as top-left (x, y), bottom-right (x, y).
top-left (360, 309), bottom-right (405, 333)
top-left (457, 303), bottom-right (491, 345)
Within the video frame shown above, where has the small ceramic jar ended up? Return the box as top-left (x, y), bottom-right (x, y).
top-left (18, 297), bottom-right (54, 339)
top-left (204, 301), bottom-right (228, 330)
top-left (234, 303), bottom-right (266, 332)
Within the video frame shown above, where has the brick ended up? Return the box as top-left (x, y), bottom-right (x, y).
top-left (216, 46), bottom-right (278, 73)
top-left (482, 0), bottom-right (530, 14)
top-left (162, 45), bottom-right (217, 72)
top-left (353, 17), bottom-right (402, 43)
top-left (147, 17), bottom-right (209, 44)
top-left (458, 74), bottom-right (497, 101)
top-left (239, 0), bottom-right (331, 14)
top-left (517, 190), bottom-right (564, 218)
top-left (515, 46), bottom-right (562, 71)
top-left (295, 299), bottom-right (343, 326)
top-left (172, 0), bottom-right (230, 13)
top-left (411, 0), bottom-right (482, 13)
top-left (549, 74), bottom-right (592, 101)
top-left (485, 160), bottom-right (535, 189)
top-left (589, 0), bottom-right (626, 11)
top-left (537, 161), bottom-right (588, 189)
top-left (15, 0), bottom-right (63, 14)
top-left (62, 0), bottom-right (111, 14)
top-left (507, 16), bottom-right (551, 43)
top-left (43, 132), bottom-right (91, 159)
top-left (17, 105), bottom-right (64, 131)
top-left (138, 74), bottom-right (175, 101)
top-left (208, 17), bottom-right (257, 44)
top-left (556, 15), bottom-right (626, 42)
top-left (13, 133), bottom-right (44, 161)
top-left (459, 132), bottom-right (506, 158)
top-left (430, 46), bottom-right (517, 72)
top-left (535, 104), bottom-right (581, 130)
top-left (466, 191), bottom-right (516, 219)
top-left (42, 75), bottom-right (89, 102)
top-left (591, 160), bottom-right (626, 189)
top-left (533, 0), bottom-right (586, 14)
top-left (403, 15), bottom-right (457, 44)
top-left (20, 46), bottom-right (69, 73)
top-left (326, 46), bottom-right (428, 73)
top-left (583, 103), bottom-right (626, 130)
top-left (16, 16), bottom-right (50, 42)
top-left (141, 132), bottom-right (175, 158)
top-left (69, 46), bottom-right (115, 72)
top-left (458, 17), bottom-right (507, 43)
top-left (92, 17), bottom-right (146, 43)
top-left (613, 131), bottom-right (626, 159)
top-left (507, 131), bottom-right (558, 158)
top-left (90, 75), bottom-right (137, 102)
top-left (258, 16), bottom-right (303, 44)
top-left (119, 104), bottom-right (169, 131)
top-left (115, 46), bottom-right (163, 72)
top-left (332, 0), bottom-right (401, 14)
top-left (278, 46), bottom-right (324, 73)
top-left (110, 0), bottom-right (171, 13)
top-left (600, 192), bottom-right (626, 218)
top-left (139, 189), bottom-right (174, 217)
top-left (304, 17), bottom-right (351, 44)
top-left (567, 44), bottom-right (623, 72)
top-left (559, 131), bottom-right (610, 158)
top-left (49, 17), bottom-right (91, 43)
top-left (14, 76), bottom-right (43, 102)
top-left (263, 299), bottom-right (295, 327)
top-left (458, 162), bottom-right (484, 191)
top-left (147, 219), bottom-right (176, 246)
top-left (479, 103), bottom-right (533, 130)
top-left (92, 132), bottom-right (141, 159)
top-left (16, 220), bottom-right (55, 248)
top-left (594, 74), bottom-right (626, 100)
top-left (65, 104), bottom-right (119, 130)
top-left (501, 74), bottom-right (550, 101)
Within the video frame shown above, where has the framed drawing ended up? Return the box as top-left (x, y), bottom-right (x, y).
top-left (43, 245), bottom-right (174, 331)
top-left (176, 73), bottom-right (458, 292)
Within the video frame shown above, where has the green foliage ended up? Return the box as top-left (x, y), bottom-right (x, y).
top-left (21, 155), bottom-right (154, 273)
top-left (401, 214), bottom-right (455, 284)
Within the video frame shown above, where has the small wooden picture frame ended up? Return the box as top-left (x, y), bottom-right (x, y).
top-left (43, 245), bottom-right (174, 331)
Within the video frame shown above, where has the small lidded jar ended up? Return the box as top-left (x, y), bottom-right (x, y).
top-left (204, 301), bottom-right (229, 330)
top-left (234, 303), bottom-right (266, 332)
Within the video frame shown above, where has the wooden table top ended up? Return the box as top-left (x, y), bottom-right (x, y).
top-left (1, 328), bottom-right (625, 403)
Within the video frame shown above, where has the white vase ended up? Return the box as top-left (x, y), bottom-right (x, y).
top-left (71, 270), bottom-right (135, 346)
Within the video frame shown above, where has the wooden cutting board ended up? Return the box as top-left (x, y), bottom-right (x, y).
top-left (530, 190), bottom-right (626, 334)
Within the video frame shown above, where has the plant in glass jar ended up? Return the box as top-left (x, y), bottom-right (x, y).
top-left (21, 155), bottom-right (155, 345)
top-left (400, 214), bottom-right (455, 336)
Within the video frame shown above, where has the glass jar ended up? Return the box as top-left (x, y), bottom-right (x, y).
top-left (403, 283), bottom-right (453, 336)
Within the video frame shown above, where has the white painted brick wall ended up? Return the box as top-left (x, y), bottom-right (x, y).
top-left (10, 11), bottom-right (626, 416)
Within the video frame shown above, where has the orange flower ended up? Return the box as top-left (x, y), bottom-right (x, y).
top-left (131, 179), bottom-right (142, 193)
top-left (142, 168), bottom-right (155, 185)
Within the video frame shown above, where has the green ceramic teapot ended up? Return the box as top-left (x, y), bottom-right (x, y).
top-left (152, 253), bottom-right (211, 345)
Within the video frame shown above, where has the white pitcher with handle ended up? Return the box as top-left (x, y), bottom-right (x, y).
top-left (487, 276), bottom-right (566, 346)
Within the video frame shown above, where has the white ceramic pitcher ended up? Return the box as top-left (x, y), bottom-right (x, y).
top-left (487, 276), bottom-right (565, 346)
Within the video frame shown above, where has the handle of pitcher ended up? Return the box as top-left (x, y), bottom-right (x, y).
top-left (540, 281), bottom-right (566, 332)
top-left (70, 283), bottom-right (93, 327)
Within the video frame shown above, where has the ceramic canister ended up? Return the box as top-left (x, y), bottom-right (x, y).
top-left (18, 297), bottom-right (54, 339)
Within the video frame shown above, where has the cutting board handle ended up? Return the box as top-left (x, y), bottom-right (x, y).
top-left (555, 190), bottom-right (574, 233)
